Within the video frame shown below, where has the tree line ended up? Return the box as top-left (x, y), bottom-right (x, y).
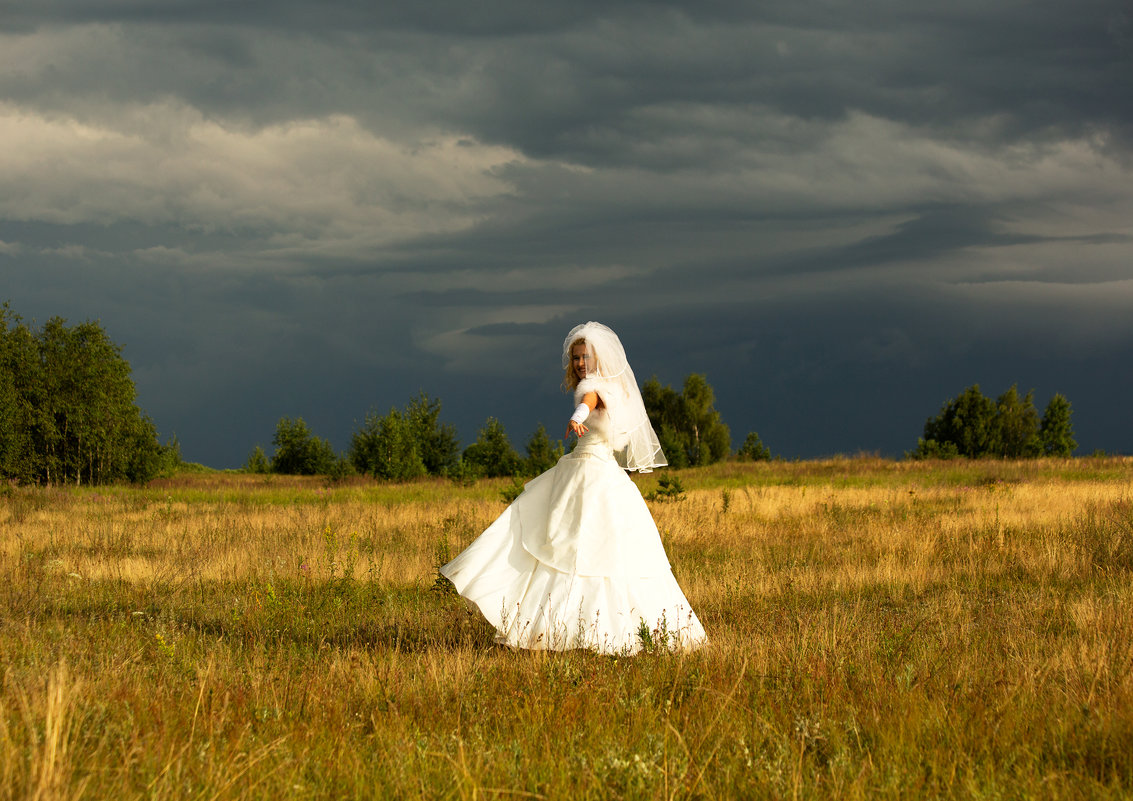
top-left (909, 384), bottom-right (1076, 459)
top-left (235, 377), bottom-right (1086, 476)
top-left (249, 373), bottom-right (771, 478)
top-left (0, 303), bottom-right (761, 486)
top-left (0, 306), bottom-right (176, 485)
top-left (245, 399), bottom-right (564, 481)
top-left (1, 303), bottom-right (1087, 486)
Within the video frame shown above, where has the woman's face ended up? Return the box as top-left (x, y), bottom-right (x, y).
top-left (571, 342), bottom-right (592, 380)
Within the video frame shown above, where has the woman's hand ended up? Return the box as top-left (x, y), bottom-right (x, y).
top-left (566, 419), bottom-right (589, 439)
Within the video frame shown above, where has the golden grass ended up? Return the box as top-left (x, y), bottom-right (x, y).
top-left (1, 457), bottom-right (1132, 799)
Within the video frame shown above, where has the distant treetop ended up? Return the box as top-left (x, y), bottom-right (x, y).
top-left (910, 384), bottom-right (1076, 460)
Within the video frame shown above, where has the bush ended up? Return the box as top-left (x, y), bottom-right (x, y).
top-left (463, 417), bottom-right (522, 478)
top-left (524, 424), bottom-right (563, 476)
top-left (447, 458), bottom-right (481, 486)
top-left (325, 455), bottom-right (354, 484)
top-left (922, 385), bottom-right (996, 458)
top-left (645, 474), bottom-right (686, 502)
top-left (500, 476), bottom-right (527, 503)
top-left (349, 393), bottom-right (459, 479)
top-left (245, 445), bottom-right (271, 474)
top-left (907, 438), bottom-right (960, 460)
top-left (656, 425), bottom-right (689, 469)
top-left (405, 393), bottom-right (460, 475)
top-left (349, 408), bottom-right (426, 481)
top-left (271, 417), bottom-right (338, 475)
top-left (737, 431), bottom-right (771, 461)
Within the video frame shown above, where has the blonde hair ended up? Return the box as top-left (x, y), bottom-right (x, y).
top-left (563, 337), bottom-right (587, 392)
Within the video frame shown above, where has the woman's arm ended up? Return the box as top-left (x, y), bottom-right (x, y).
top-left (566, 391), bottom-right (601, 438)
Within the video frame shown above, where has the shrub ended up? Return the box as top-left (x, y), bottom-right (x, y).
top-left (645, 473), bottom-right (686, 502)
top-left (737, 431), bottom-right (771, 461)
top-left (350, 393), bottom-right (458, 479)
top-left (350, 408), bottom-right (426, 481)
top-left (500, 476), bottom-right (527, 503)
top-left (271, 417), bottom-right (338, 475)
top-left (524, 424), bottom-right (563, 476)
top-left (245, 445), bottom-right (271, 474)
top-left (463, 417), bottom-right (522, 478)
top-left (907, 438), bottom-right (961, 460)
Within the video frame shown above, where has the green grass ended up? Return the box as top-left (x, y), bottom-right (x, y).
top-left (2, 459), bottom-right (1132, 799)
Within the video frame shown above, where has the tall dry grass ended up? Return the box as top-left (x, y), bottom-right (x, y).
top-left (1, 458), bottom-right (1131, 799)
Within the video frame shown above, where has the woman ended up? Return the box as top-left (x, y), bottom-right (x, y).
top-left (441, 322), bottom-right (707, 654)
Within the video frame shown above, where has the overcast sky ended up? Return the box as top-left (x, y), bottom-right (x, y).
top-left (2, 1), bottom-right (1131, 466)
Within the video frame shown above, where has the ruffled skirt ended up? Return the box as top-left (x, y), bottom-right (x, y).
top-left (440, 443), bottom-right (707, 654)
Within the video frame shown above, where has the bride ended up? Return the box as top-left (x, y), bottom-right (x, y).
top-left (441, 322), bottom-right (707, 654)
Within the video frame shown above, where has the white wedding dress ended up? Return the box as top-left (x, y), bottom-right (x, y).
top-left (440, 407), bottom-right (707, 655)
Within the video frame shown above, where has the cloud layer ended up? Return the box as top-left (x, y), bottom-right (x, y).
top-left (2, 1), bottom-right (1132, 464)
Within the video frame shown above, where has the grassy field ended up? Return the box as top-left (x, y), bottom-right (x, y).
top-left (2, 457), bottom-right (1132, 799)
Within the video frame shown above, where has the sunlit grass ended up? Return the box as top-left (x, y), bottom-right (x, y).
top-left (2, 458), bottom-right (1132, 799)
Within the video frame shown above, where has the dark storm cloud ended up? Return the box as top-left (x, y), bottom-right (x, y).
top-left (2, 0), bottom-right (1132, 465)
top-left (6, 0), bottom-right (1131, 151)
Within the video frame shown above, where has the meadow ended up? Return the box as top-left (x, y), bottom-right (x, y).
top-left (2, 457), bottom-right (1132, 799)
